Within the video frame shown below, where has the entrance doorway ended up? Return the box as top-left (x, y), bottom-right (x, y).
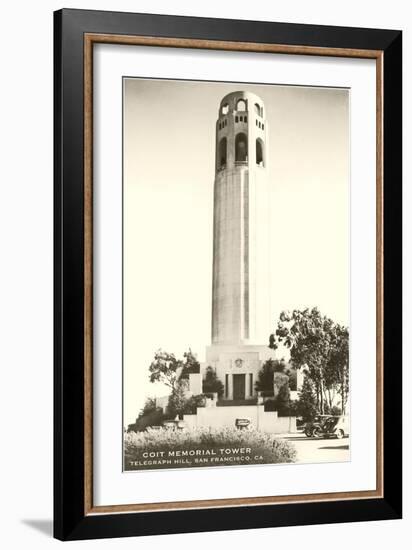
top-left (233, 374), bottom-right (246, 400)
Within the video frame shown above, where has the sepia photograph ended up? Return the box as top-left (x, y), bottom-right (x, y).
top-left (123, 77), bottom-right (350, 472)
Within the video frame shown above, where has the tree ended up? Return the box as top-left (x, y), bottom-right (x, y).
top-left (202, 366), bottom-right (224, 397)
top-left (127, 397), bottom-right (164, 432)
top-left (273, 372), bottom-right (289, 398)
top-left (325, 324), bottom-right (349, 413)
top-left (140, 397), bottom-right (157, 416)
top-left (286, 367), bottom-right (297, 391)
top-left (149, 350), bottom-right (182, 390)
top-left (183, 394), bottom-right (206, 414)
top-left (255, 359), bottom-right (287, 393)
top-left (179, 349), bottom-right (201, 380)
top-left (166, 380), bottom-right (188, 419)
top-left (295, 375), bottom-right (318, 422)
top-left (271, 308), bottom-right (349, 414)
top-left (274, 382), bottom-right (291, 416)
top-left (148, 348), bottom-right (200, 390)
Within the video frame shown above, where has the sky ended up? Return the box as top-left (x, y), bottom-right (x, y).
top-left (123, 78), bottom-right (349, 425)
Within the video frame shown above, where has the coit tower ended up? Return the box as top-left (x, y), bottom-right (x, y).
top-left (211, 91), bottom-right (271, 348)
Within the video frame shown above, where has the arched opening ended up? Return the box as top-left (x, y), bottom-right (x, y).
top-left (237, 99), bottom-right (247, 111)
top-left (254, 103), bottom-right (261, 116)
top-left (235, 133), bottom-right (248, 162)
top-left (256, 138), bottom-right (264, 166)
top-left (219, 137), bottom-right (227, 169)
top-left (221, 103), bottom-right (229, 115)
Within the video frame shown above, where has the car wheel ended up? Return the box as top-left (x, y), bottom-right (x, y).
top-left (304, 429), bottom-right (312, 437)
top-left (312, 427), bottom-right (321, 438)
top-left (336, 429), bottom-right (344, 439)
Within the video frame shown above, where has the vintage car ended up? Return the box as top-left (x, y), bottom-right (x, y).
top-left (304, 415), bottom-right (333, 437)
top-left (322, 415), bottom-right (350, 439)
top-left (305, 415), bottom-right (350, 439)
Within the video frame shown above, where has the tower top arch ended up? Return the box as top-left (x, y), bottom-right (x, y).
top-left (215, 90), bottom-right (267, 172)
top-left (218, 91), bottom-right (265, 118)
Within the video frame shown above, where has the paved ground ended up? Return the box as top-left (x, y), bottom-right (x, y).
top-left (277, 432), bottom-right (350, 464)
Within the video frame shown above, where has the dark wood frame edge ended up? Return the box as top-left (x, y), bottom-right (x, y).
top-left (54, 9), bottom-right (402, 540)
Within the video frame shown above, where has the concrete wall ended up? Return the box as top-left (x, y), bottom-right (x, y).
top-left (273, 416), bottom-right (297, 433)
top-left (183, 404), bottom-right (296, 434)
top-left (204, 344), bottom-right (277, 399)
top-left (188, 373), bottom-right (202, 395)
top-left (155, 395), bottom-right (169, 413)
top-left (183, 414), bottom-right (198, 431)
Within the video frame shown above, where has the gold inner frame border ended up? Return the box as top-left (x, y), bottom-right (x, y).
top-left (83, 33), bottom-right (384, 515)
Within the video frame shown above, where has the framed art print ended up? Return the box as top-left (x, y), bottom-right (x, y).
top-left (54, 9), bottom-right (402, 540)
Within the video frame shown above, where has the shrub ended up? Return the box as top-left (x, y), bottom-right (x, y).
top-left (140, 397), bottom-right (158, 416)
top-left (202, 366), bottom-right (224, 397)
top-left (255, 359), bottom-right (286, 393)
top-left (264, 387), bottom-right (294, 416)
top-left (330, 405), bottom-right (342, 416)
top-left (273, 372), bottom-right (289, 397)
top-left (296, 375), bottom-right (318, 422)
top-left (128, 397), bottom-right (166, 432)
top-left (264, 399), bottom-right (276, 412)
top-left (275, 383), bottom-right (291, 416)
top-left (124, 426), bottom-right (296, 470)
top-left (166, 380), bottom-right (188, 418)
top-left (128, 407), bottom-right (165, 432)
top-left (183, 394), bottom-right (206, 414)
top-left (179, 349), bottom-right (201, 380)
top-left (286, 368), bottom-right (297, 391)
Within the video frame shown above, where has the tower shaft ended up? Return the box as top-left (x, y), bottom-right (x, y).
top-left (211, 91), bottom-right (270, 346)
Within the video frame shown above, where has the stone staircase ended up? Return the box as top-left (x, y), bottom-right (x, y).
top-left (217, 399), bottom-right (257, 407)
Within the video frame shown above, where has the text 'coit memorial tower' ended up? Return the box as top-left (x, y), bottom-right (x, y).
top-left (205, 91), bottom-right (275, 399)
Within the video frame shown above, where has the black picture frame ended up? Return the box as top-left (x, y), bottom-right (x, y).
top-left (54, 8), bottom-right (402, 541)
